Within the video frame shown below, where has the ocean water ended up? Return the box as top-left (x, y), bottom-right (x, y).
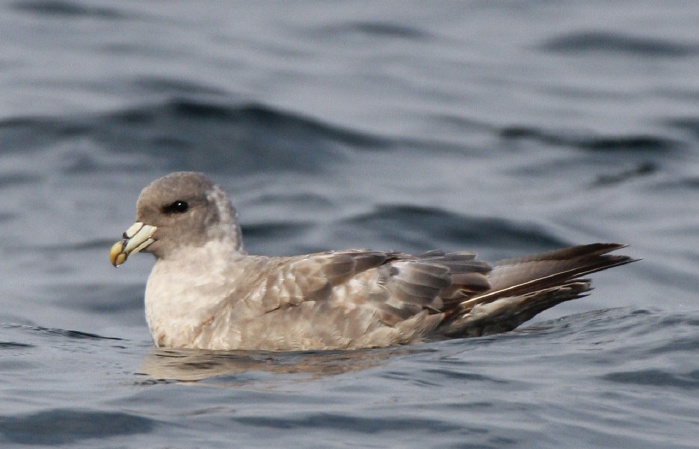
top-left (1, 1), bottom-right (698, 448)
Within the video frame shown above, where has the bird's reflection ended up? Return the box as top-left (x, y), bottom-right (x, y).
top-left (139, 345), bottom-right (432, 382)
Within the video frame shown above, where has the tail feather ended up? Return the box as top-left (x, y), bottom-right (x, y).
top-left (462, 243), bottom-right (634, 309)
top-left (438, 243), bottom-right (636, 337)
top-left (441, 281), bottom-right (591, 337)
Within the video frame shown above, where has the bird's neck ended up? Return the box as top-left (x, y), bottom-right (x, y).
top-left (144, 241), bottom-right (246, 348)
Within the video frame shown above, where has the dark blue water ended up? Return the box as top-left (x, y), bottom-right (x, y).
top-left (1, 1), bottom-right (698, 448)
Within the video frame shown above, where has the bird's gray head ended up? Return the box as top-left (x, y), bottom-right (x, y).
top-left (110, 172), bottom-right (243, 265)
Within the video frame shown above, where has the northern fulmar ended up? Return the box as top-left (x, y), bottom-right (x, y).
top-left (110, 172), bottom-right (635, 351)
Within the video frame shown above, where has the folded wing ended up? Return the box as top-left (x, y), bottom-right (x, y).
top-left (230, 243), bottom-right (634, 349)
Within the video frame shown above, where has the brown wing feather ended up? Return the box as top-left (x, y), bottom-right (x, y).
top-left (252, 249), bottom-right (493, 332)
top-left (257, 250), bottom-right (392, 312)
top-left (245, 243), bottom-right (634, 348)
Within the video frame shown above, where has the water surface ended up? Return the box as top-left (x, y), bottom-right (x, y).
top-left (1, 1), bottom-right (698, 448)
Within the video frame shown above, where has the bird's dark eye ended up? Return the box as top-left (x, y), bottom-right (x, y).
top-left (163, 200), bottom-right (189, 214)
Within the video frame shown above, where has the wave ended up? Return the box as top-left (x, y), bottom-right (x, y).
top-left (11, 0), bottom-right (127, 20)
top-left (314, 21), bottom-right (430, 40)
top-left (499, 125), bottom-right (679, 153)
top-left (33, 326), bottom-right (124, 341)
top-left (336, 204), bottom-right (567, 254)
top-left (0, 100), bottom-right (391, 176)
top-left (0, 409), bottom-right (155, 445)
top-left (540, 31), bottom-right (698, 58)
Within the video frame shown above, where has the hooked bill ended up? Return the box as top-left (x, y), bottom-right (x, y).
top-left (109, 223), bottom-right (157, 267)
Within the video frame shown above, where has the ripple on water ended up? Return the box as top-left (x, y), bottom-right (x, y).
top-left (0, 409), bottom-right (156, 445)
top-left (339, 204), bottom-right (567, 254)
top-left (539, 31), bottom-right (699, 58)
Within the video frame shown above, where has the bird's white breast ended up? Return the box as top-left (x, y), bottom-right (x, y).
top-left (144, 241), bottom-right (242, 348)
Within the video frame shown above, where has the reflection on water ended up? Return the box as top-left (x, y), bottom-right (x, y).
top-left (139, 345), bottom-right (432, 382)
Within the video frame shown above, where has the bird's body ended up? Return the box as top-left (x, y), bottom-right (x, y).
top-left (110, 172), bottom-right (635, 351)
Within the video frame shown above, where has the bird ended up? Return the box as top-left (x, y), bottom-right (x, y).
top-left (109, 171), bottom-right (635, 351)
